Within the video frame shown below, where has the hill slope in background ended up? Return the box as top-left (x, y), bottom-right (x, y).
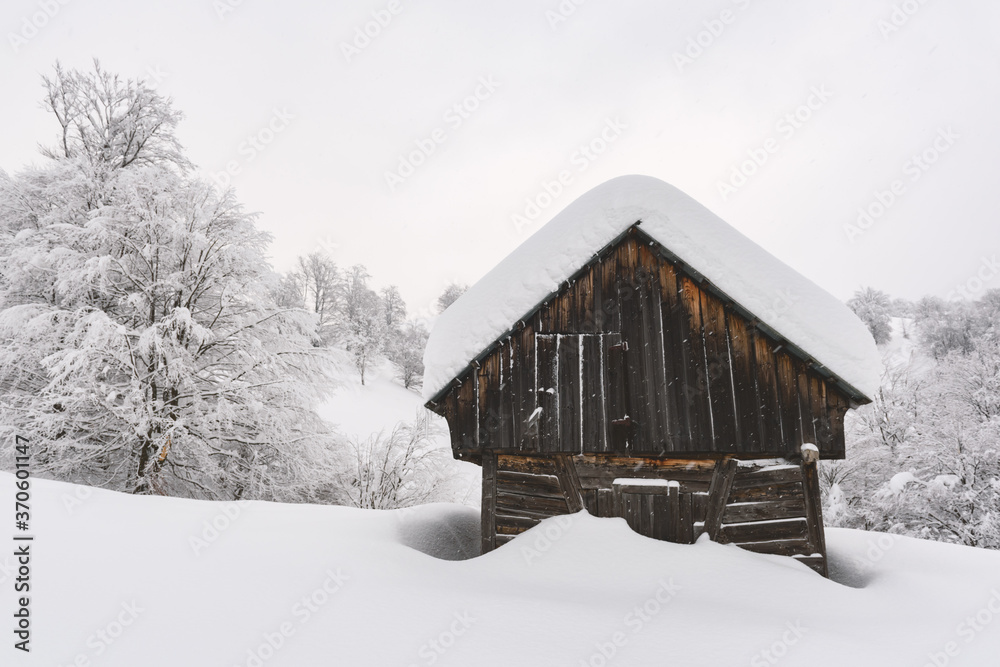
top-left (3, 473), bottom-right (999, 666)
top-left (317, 359), bottom-right (481, 507)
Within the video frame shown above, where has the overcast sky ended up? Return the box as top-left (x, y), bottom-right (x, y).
top-left (2, 0), bottom-right (998, 318)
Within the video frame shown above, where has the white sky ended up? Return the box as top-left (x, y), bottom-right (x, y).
top-left (2, 0), bottom-right (998, 318)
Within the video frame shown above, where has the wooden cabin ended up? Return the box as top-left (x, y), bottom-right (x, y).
top-left (422, 176), bottom-right (879, 576)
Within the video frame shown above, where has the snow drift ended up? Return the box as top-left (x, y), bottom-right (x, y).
top-left (5, 472), bottom-right (1000, 666)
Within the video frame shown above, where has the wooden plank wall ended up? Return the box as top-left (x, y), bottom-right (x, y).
top-left (489, 454), bottom-right (827, 575)
top-left (436, 231), bottom-right (852, 461)
top-left (718, 462), bottom-right (826, 575)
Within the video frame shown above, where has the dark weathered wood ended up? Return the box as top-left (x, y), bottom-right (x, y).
top-left (725, 313), bottom-right (761, 453)
top-left (535, 333), bottom-right (559, 453)
top-left (676, 275), bottom-right (712, 451)
top-left (499, 341), bottom-right (514, 450)
top-left (606, 335), bottom-right (631, 451)
top-left (810, 376), bottom-right (832, 451)
top-left (655, 259), bottom-right (685, 447)
top-left (731, 465), bottom-right (803, 489)
top-left (596, 488), bottom-right (616, 518)
top-left (632, 249), bottom-right (672, 453)
top-left (775, 353), bottom-right (803, 454)
top-left (495, 514), bottom-right (540, 534)
top-left (678, 490), bottom-right (694, 544)
top-left (700, 290), bottom-right (738, 453)
top-left (460, 371), bottom-right (480, 450)
top-left (571, 455), bottom-right (716, 492)
top-left (554, 454), bottom-right (586, 512)
top-left (573, 454), bottom-right (718, 475)
top-left (481, 452), bottom-right (497, 553)
top-left (722, 498), bottom-right (807, 524)
top-left (702, 458), bottom-right (737, 541)
top-left (799, 453), bottom-right (829, 577)
top-left (496, 470), bottom-right (565, 499)
top-left (494, 534), bottom-right (516, 546)
top-left (752, 329), bottom-right (785, 454)
top-left (722, 517), bottom-right (809, 543)
top-left (796, 359), bottom-right (816, 445)
top-left (496, 492), bottom-right (569, 515)
top-left (581, 335), bottom-right (607, 452)
top-left (727, 481), bottom-right (805, 504)
top-left (826, 389), bottom-right (849, 458)
top-left (665, 483), bottom-right (681, 542)
top-left (514, 325), bottom-right (537, 451)
top-left (560, 335), bottom-right (584, 452)
top-left (692, 491), bottom-right (709, 526)
top-left (478, 354), bottom-right (500, 451)
top-left (497, 454), bottom-right (557, 475)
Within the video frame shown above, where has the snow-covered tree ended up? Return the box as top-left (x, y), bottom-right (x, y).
top-left (848, 287), bottom-right (892, 345)
top-left (381, 285), bottom-right (406, 332)
top-left (332, 412), bottom-right (459, 509)
top-left (294, 252), bottom-right (342, 343)
top-left (825, 343), bottom-right (1000, 548)
top-left (436, 282), bottom-right (467, 313)
top-left (387, 321), bottom-right (428, 389)
top-left (0, 63), bottom-right (337, 500)
top-left (339, 265), bottom-right (386, 384)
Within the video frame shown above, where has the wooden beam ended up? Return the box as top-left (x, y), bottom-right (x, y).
top-left (799, 444), bottom-right (828, 576)
top-left (702, 457), bottom-right (737, 542)
top-left (554, 454), bottom-right (586, 513)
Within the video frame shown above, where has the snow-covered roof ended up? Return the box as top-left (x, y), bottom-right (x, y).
top-left (423, 175), bottom-right (880, 402)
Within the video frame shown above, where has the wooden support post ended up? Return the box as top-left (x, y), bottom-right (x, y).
top-left (702, 457), bottom-right (737, 542)
top-left (554, 454), bottom-right (586, 513)
top-left (481, 452), bottom-right (497, 554)
top-left (799, 443), bottom-right (828, 577)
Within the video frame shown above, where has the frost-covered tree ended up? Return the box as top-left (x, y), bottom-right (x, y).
top-left (40, 59), bottom-right (190, 171)
top-left (339, 265), bottom-right (386, 384)
top-left (436, 282), bottom-right (467, 313)
top-left (848, 287), bottom-right (892, 345)
top-left (0, 63), bottom-right (336, 500)
top-left (387, 321), bottom-right (428, 389)
top-left (381, 285), bottom-right (406, 332)
top-left (332, 412), bottom-right (459, 509)
top-left (913, 296), bottom-right (993, 359)
top-left (294, 252), bottom-right (342, 343)
top-left (825, 346), bottom-right (1000, 548)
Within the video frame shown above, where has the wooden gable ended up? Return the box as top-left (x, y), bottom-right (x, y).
top-left (427, 226), bottom-right (857, 463)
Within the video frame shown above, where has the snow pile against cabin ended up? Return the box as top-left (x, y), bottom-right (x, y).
top-left (8, 472), bottom-right (1000, 666)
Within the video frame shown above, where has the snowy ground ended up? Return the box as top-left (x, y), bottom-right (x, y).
top-left (4, 472), bottom-right (1000, 667)
top-left (315, 361), bottom-right (439, 443)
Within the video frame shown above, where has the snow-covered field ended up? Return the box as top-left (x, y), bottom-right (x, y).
top-left (5, 472), bottom-right (1000, 666)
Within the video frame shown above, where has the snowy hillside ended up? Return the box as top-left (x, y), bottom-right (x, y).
top-left (5, 473), bottom-right (999, 666)
top-left (316, 360), bottom-right (480, 506)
